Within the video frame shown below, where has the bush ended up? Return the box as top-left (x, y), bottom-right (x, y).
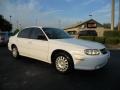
top-left (79, 36), bottom-right (105, 43)
top-left (94, 37), bottom-right (105, 44)
top-left (104, 31), bottom-right (120, 37)
top-left (118, 38), bottom-right (120, 44)
top-left (79, 36), bottom-right (95, 41)
top-left (105, 37), bottom-right (119, 45)
top-left (79, 36), bottom-right (120, 45)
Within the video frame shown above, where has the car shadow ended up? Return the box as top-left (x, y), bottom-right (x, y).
top-left (5, 47), bottom-right (111, 79)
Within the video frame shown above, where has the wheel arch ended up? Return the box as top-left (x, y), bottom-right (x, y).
top-left (11, 44), bottom-right (17, 49)
top-left (51, 49), bottom-right (74, 64)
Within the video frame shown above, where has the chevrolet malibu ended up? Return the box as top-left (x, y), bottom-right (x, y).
top-left (8, 27), bottom-right (110, 73)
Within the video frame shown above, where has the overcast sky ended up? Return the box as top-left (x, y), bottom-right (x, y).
top-left (0, 0), bottom-right (119, 29)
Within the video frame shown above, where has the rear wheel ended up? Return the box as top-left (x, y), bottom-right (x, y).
top-left (12, 46), bottom-right (19, 59)
top-left (53, 53), bottom-right (74, 74)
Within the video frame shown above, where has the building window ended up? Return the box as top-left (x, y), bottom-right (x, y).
top-left (67, 31), bottom-right (77, 35)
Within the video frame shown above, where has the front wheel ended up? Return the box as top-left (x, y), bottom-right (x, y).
top-left (54, 53), bottom-right (74, 74)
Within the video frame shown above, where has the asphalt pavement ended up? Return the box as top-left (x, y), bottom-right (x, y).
top-left (0, 46), bottom-right (120, 90)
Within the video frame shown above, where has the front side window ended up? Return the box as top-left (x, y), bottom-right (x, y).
top-left (43, 28), bottom-right (72, 39)
top-left (30, 28), bottom-right (47, 40)
top-left (17, 28), bottom-right (31, 38)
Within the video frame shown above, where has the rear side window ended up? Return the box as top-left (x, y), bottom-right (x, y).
top-left (17, 28), bottom-right (31, 38)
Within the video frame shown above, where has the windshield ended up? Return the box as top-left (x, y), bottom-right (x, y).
top-left (43, 28), bottom-right (72, 39)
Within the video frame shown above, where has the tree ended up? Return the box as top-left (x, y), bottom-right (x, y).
top-left (12, 29), bottom-right (20, 35)
top-left (0, 15), bottom-right (12, 32)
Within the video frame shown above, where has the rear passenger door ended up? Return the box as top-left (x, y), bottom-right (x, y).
top-left (28, 28), bottom-right (49, 62)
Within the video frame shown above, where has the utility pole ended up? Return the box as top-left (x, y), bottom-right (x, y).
top-left (89, 14), bottom-right (93, 19)
top-left (111, 0), bottom-right (115, 30)
top-left (118, 0), bottom-right (120, 31)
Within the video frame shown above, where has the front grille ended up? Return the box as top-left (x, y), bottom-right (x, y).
top-left (100, 48), bottom-right (107, 54)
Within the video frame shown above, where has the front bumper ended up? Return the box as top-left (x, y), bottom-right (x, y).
top-left (74, 52), bottom-right (110, 70)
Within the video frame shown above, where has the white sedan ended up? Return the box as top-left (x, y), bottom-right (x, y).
top-left (8, 26), bottom-right (110, 73)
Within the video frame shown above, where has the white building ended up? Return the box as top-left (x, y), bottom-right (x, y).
top-left (64, 19), bottom-right (110, 38)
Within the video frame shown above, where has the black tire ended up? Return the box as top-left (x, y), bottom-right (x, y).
top-left (12, 46), bottom-right (19, 59)
top-left (53, 52), bottom-right (74, 74)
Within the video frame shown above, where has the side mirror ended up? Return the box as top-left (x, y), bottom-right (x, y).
top-left (37, 35), bottom-right (47, 41)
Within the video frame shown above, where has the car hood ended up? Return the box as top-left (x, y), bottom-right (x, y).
top-left (51, 38), bottom-right (105, 49)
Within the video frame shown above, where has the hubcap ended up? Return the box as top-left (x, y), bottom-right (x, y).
top-left (55, 56), bottom-right (69, 72)
top-left (12, 48), bottom-right (17, 57)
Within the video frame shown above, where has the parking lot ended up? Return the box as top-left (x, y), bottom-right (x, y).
top-left (0, 46), bottom-right (120, 90)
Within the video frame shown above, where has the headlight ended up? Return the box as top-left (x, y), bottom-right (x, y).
top-left (84, 49), bottom-right (100, 55)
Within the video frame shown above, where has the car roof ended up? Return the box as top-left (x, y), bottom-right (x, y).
top-left (23, 26), bottom-right (60, 30)
top-left (24, 26), bottom-right (43, 29)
